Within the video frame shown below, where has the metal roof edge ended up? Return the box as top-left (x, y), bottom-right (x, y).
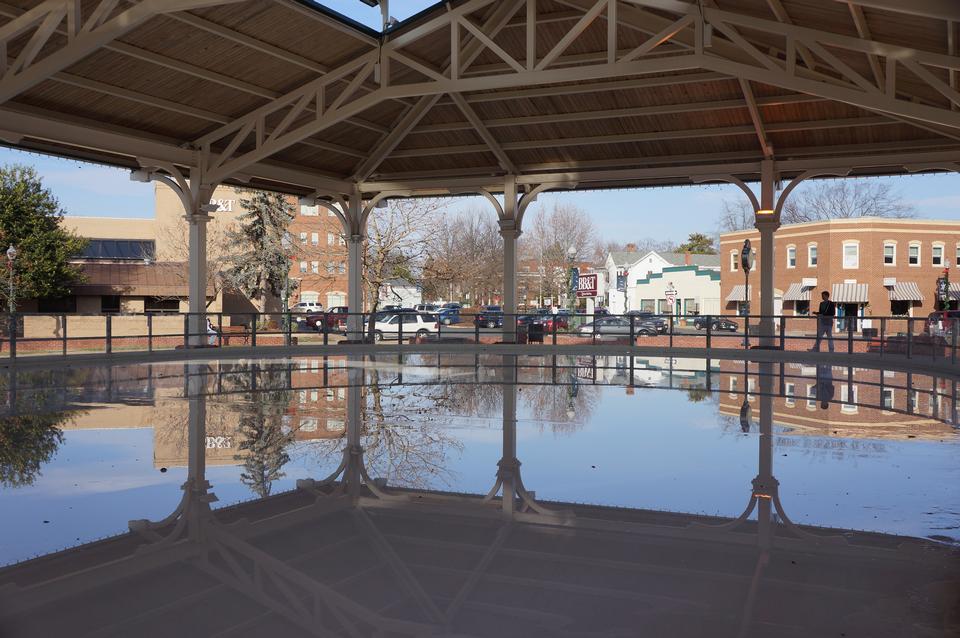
top-left (288, 0), bottom-right (382, 39)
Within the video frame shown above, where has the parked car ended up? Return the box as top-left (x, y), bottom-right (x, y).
top-left (474, 305), bottom-right (504, 328)
top-left (518, 308), bottom-right (568, 331)
top-left (321, 306), bottom-right (350, 332)
top-left (414, 304), bottom-right (439, 312)
top-left (693, 316), bottom-right (739, 332)
top-left (442, 302), bottom-right (463, 311)
top-left (291, 301), bottom-right (323, 313)
top-left (438, 306), bottom-right (460, 325)
top-left (577, 316), bottom-right (659, 337)
top-left (381, 304), bottom-right (403, 311)
top-left (624, 311), bottom-right (667, 333)
top-left (372, 312), bottom-right (439, 342)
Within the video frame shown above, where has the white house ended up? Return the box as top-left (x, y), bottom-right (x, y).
top-left (378, 280), bottom-right (422, 308)
top-left (631, 264), bottom-right (722, 320)
top-left (605, 248), bottom-right (720, 314)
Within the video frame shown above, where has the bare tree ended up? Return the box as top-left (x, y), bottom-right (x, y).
top-left (156, 217), bottom-right (235, 309)
top-left (781, 180), bottom-right (915, 223)
top-left (362, 198), bottom-right (446, 336)
top-left (521, 203), bottom-right (597, 305)
top-left (422, 208), bottom-right (502, 305)
top-left (717, 199), bottom-right (755, 233)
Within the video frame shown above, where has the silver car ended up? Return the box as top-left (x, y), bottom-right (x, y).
top-left (577, 317), bottom-right (658, 338)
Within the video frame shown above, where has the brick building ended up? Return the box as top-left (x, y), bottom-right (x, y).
top-left (719, 218), bottom-right (960, 329)
top-left (59, 185), bottom-right (349, 313)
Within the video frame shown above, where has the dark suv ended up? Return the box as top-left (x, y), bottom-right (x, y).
top-left (625, 311), bottom-right (667, 333)
top-left (474, 305), bottom-right (504, 328)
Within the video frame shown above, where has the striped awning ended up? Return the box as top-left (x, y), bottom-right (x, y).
top-left (887, 281), bottom-right (924, 302)
top-left (952, 282), bottom-right (960, 301)
top-left (783, 283), bottom-right (812, 301)
top-left (725, 284), bottom-right (751, 302)
top-left (832, 283), bottom-right (869, 304)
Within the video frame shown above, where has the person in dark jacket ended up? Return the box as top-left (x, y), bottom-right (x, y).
top-left (811, 290), bottom-right (835, 352)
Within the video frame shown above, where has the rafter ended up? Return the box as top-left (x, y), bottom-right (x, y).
top-left (451, 93), bottom-right (517, 173)
top-left (739, 79), bottom-right (773, 158)
top-left (0, 0), bottom-right (245, 105)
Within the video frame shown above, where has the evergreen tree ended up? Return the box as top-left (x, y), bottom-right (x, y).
top-left (236, 413), bottom-right (292, 498)
top-left (0, 164), bottom-right (87, 306)
top-left (223, 190), bottom-right (295, 312)
top-left (677, 232), bottom-right (716, 254)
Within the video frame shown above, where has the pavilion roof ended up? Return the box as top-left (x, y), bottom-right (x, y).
top-left (2, 0), bottom-right (960, 197)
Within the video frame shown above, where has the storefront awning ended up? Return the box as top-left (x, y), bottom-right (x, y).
top-left (725, 284), bottom-right (751, 302)
top-left (951, 283), bottom-right (960, 301)
top-left (887, 282), bottom-right (924, 302)
top-left (783, 283), bottom-right (812, 301)
top-left (831, 283), bottom-right (869, 304)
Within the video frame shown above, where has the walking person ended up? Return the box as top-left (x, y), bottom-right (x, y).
top-left (206, 317), bottom-right (219, 347)
top-left (811, 290), bottom-right (835, 352)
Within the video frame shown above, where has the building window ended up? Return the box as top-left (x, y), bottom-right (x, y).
top-left (883, 242), bottom-right (895, 265)
top-left (729, 377), bottom-right (738, 398)
top-left (338, 261), bottom-right (346, 274)
top-left (38, 296), bottom-right (77, 313)
top-left (909, 243), bottom-right (920, 266)
top-left (786, 245), bottom-right (796, 268)
top-left (101, 295), bottom-right (121, 313)
top-left (328, 208), bottom-right (336, 217)
top-left (956, 243), bottom-right (960, 266)
top-left (737, 301), bottom-right (749, 316)
top-left (881, 389), bottom-right (894, 410)
top-left (842, 242), bottom-right (859, 269)
top-left (807, 244), bottom-right (817, 267)
top-left (640, 298), bottom-right (656, 312)
top-left (890, 300), bottom-right (910, 316)
top-left (730, 251), bottom-right (738, 272)
top-left (311, 232), bottom-right (319, 246)
top-left (144, 297), bottom-right (179, 313)
top-left (806, 384), bottom-right (817, 410)
top-left (326, 261), bottom-right (334, 274)
top-left (932, 243), bottom-right (944, 266)
top-left (327, 233), bottom-right (335, 246)
top-left (795, 300), bottom-right (810, 315)
top-left (299, 261), bottom-right (307, 273)
top-left (784, 382), bottom-right (795, 407)
top-left (327, 292), bottom-right (346, 307)
top-left (338, 235), bottom-right (346, 246)
top-left (299, 232), bottom-right (307, 245)
top-left (311, 261), bottom-right (319, 274)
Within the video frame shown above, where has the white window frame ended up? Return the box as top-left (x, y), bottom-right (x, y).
top-left (807, 243), bottom-right (817, 267)
top-left (882, 241), bottom-right (896, 266)
top-left (299, 232), bottom-right (307, 245)
top-left (908, 242), bottom-right (921, 267)
top-left (932, 242), bottom-right (944, 266)
top-left (730, 250), bottom-right (738, 272)
top-left (840, 384), bottom-right (858, 413)
top-left (881, 388), bottom-right (894, 411)
top-left (327, 232), bottom-right (335, 246)
top-left (841, 241), bottom-right (859, 269)
top-left (311, 261), bottom-right (319, 274)
top-left (299, 261), bottom-right (308, 273)
top-left (806, 384), bottom-right (817, 410)
top-left (729, 376), bottom-right (738, 398)
top-left (310, 232), bottom-right (319, 246)
top-left (786, 244), bottom-right (796, 269)
top-left (784, 382), bottom-right (795, 407)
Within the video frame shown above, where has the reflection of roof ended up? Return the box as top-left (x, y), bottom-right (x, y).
top-left (1, 488), bottom-right (953, 637)
top-left (71, 262), bottom-right (213, 297)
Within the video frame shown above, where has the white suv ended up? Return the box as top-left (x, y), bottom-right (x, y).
top-left (291, 301), bottom-right (323, 312)
top-left (373, 312), bottom-right (439, 341)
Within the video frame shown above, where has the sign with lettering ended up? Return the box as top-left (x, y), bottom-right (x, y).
top-left (576, 273), bottom-right (598, 298)
top-left (211, 199), bottom-right (235, 212)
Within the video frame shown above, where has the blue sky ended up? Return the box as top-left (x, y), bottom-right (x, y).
top-left (2, 0), bottom-right (960, 244)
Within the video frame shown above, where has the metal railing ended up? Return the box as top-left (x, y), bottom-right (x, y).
top-left (0, 310), bottom-right (955, 365)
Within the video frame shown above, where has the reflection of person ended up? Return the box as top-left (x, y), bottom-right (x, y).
top-left (811, 290), bottom-right (835, 352)
top-left (206, 318), bottom-right (218, 346)
top-left (816, 364), bottom-right (834, 409)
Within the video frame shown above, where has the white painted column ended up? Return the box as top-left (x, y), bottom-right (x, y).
top-left (187, 212), bottom-right (210, 347)
top-left (755, 160), bottom-right (780, 347)
top-left (346, 191), bottom-right (364, 341)
top-left (500, 355), bottom-right (518, 518)
top-left (756, 361), bottom-right (775, 549)
top-left (500, 176), bottom-right (519, 342)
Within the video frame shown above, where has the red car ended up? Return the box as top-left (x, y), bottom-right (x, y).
top-left (305, 306), bottom-right (350, 332)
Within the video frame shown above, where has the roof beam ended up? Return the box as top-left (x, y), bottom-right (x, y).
top-left (0, 0), bottom-right (245, 105)
top-left (764, 0), bottom-right (817, 71)
top-left (450, 93), bottom-right (517, 173)
top-left (832, 0), bottom-right (960, 22)
top-left (845, 2), bottom-right (885, 91)
top-left (738, 79), bottom-right (773, 158)
top-left (350, 0), bottom-right (523, 181)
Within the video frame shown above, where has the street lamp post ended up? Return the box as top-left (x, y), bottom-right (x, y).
top-left (741, 239), bottom-right (752, 347)
top-left (567, 245), bottom-right (577, 313)
top-left (6, 245), bottom-right (16, 314)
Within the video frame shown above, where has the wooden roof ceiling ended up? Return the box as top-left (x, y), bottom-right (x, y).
top-left (2, 0), bottom-right (960, 195)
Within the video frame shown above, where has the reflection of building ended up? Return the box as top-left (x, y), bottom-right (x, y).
top-left (716, 360), bottom-right (954, 439)
top-left (60, 361), bottom-right (350, 468)
top-left (54, 185), bottom-right (349, 314)
top-left (719, 219), bottom-right (960, 324)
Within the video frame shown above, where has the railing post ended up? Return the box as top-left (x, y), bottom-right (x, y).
top-left (778, 315), bottom-right (786, 351)
top-left (629, 314), bottom-right (634, 345)
top-left (183, 313), bottom-right (189, 348)
top-left (285, 311), bottom-right (292, 347)
top-left (62, 314), bottom-right (67, 356)
top-left (705, 315), bottom-right (712, 351)
top-left (323, 318), bottom-right (329, 346)
top-left (952, 318), bottom-right (957, 366)
top-left (105, 314), bottom-right (112, 354)
top-left (475, 317), bottom-right (480, 344)
top-left (9, 314), bottom-right (16, 360)
top-left (879, 317), bottom-right (885, 358)
top-left (217, 312), bottom-right (222, 348)
top-left (398, 315), bottom-right (403, 345)
top-left (743, 314), bottom-right (749, 349)
top-left (906, 317), bottom-right (912, 359)
top-left (552, 317), bottom-right (557, 345)
top-left (251, 313), bottom-right (257, 348)
top-left (668, 314), bottom-right (674, 349)
top-left (147, 313), bottom-right (153, 353)
top-left (847, 317), bottom-right (854, 355)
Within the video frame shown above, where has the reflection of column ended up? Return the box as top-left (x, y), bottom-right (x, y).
top-left (756, 362), bottom-right (774, 549)
top-left (129, 363), bottom-right (216, 542)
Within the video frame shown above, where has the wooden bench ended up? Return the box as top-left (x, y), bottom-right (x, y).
top-left (219, 325), bottom-right (250, 346)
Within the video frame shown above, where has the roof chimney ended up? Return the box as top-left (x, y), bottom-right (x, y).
top-left (625, 243), bottom-right (637, 252)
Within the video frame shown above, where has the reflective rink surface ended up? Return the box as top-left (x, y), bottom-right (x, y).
top-left (0, 354), bottom-right (958, 637)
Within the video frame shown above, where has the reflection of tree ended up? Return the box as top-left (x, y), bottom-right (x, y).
top-left (237, 414), bottom-right (292, 498)
top-left (0, 413), bottom-right (68, 487)
top-left (229, 364), bottom-right (295, 498)
top-left (360, 367), bottom-right (464, 489)
top-left (686, 388), bottom-right (712, 403)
